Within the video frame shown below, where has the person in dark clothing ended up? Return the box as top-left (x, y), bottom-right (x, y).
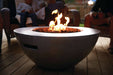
top-left (91, 0), bottom-right (109, 13)
top-left (3, 0), bottom-right (18, 24)
top-left (84, 0), bottom-right (113, 54)
top-left (92, 0), bottom-right (113, 14)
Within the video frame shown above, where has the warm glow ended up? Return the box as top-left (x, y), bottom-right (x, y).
top-left (49, 9), bottom-right (70, 32)
top-left (88, 0), bottom-right (94, 6)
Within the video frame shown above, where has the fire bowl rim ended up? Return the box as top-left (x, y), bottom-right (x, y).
top-left (14, 26), bottom-right (100, 37)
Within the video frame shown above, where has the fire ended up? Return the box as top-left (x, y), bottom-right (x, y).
top-left (49, 9), bottom-right (70, 32)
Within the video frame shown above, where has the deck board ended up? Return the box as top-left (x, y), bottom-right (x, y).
top-left (95, 37), bottom-right (113, 75)
top-left (73, 58), bottom-right (87, 75)
top-left (12, 60), bottom-right (35, 75)
top-left (87, 48), bottom-right (102, 75)
top-left (0, 53), bottom-right (24, 71)
top-left (0, 55), bottom-right (28, 75)
top-left (27, 66), bottom-right (44, 75)
top-left (0, 37), bottom-right (113, 75)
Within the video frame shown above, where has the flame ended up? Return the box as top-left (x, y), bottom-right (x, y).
top-left (49, 9), bottom-right (70, 32)
top-left (52, 9), bottom-right (58, 14)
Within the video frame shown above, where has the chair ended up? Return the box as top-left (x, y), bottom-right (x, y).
top-left (0, 0), bottom-right (80, 53)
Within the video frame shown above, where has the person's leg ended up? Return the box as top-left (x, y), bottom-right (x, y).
top-left (28, 13), bottom-right (38, 26)
top-left (20, 12), bottom-right (28, 27)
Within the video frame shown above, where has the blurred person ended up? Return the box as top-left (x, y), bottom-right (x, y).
top-left (17, 0), bottom-right (38, 27)
top-left (84, 0), bottom-right (113, 54)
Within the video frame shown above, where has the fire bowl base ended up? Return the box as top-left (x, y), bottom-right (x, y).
top-left (14, 26), bottom-right (100, 69)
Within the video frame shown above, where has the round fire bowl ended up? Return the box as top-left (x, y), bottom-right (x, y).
top-left (14, 26), bottom-right (100, 69)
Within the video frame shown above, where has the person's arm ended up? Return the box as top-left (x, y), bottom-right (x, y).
top-left (16, 3), bottom-right (23, 14)
top-left (17, 3), bottom-right (26, 14)
top-left (28, 8), bottom-right (34, 13)
top-left (32, 0), bottom-right (40, 12)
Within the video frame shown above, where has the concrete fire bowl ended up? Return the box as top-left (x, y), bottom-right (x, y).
top-left (14, 26), bottom-right (100, 69)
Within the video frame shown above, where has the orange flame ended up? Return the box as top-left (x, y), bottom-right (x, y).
top-left (49, 9), bottom-right (70, 32)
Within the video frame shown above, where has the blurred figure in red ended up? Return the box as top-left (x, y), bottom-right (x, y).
top-left (84, 0), bottom-right (113, 54)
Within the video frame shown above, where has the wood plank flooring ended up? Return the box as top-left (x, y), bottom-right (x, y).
top-left (0, 36), bottom-right (113, 75)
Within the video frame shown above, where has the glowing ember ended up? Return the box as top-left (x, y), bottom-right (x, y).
top-left (49, 9), bottom-right (70, 32)
top-left (33, 27), bottom-right (81, 33)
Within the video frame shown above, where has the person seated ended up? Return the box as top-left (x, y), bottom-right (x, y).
top-left (34, 0), bottom-right (46, 25)
top-left (32, 0), bottom-right (46, 21)
top-left (84, 0), bottom-right (113, 54)
top-left (17, 0), bottom-right (38, 27)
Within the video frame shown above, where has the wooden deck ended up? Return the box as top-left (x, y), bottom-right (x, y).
top-left (0, 35), bottom-right (113, 75)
